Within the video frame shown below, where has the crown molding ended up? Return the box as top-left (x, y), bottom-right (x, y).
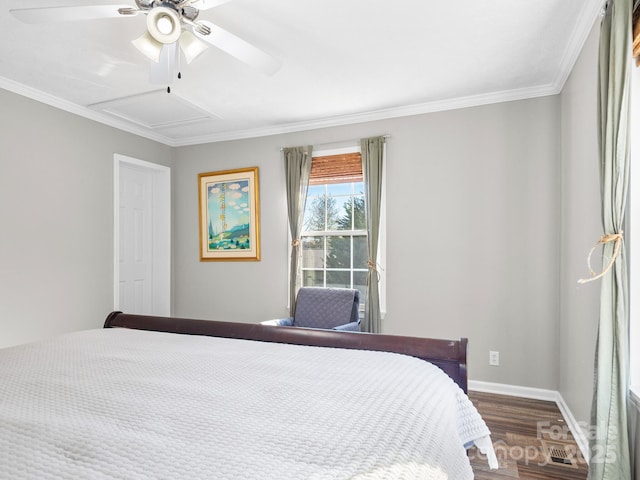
top-left (551, 0), bottom-right (604, 92)
top-left (0, 76), bottom-right (177, 146)
top-left (2, 73), bottom-right (562, 147)
top-left (174, 83), bottom-right (560, 146)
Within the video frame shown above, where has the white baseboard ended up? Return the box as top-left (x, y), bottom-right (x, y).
top-left (469, 380), bottom-right (558, 401)
top-left (555, 392), bottom-right (590, 463)
top-left (468, 380), bottom-right (590, 462)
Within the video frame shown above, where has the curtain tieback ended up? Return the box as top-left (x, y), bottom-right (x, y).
top-left (367, 259), bottom-right (383, 282)
top-left (577, 231), bottom-right (623, 284)
top-left (291, 239), bottom-right (301, 247)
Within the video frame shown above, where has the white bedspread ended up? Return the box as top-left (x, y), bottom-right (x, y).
top-left (0, 328), bottom-right (496, 479)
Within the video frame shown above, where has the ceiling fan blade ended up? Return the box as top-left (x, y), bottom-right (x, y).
top-left (194, 20), bottom-right (281, 75)
top-left (188, 0), bottom-right (235, 11)
top-left (9, 5), bottom-right (135, 24)
top-left (150, 42), bottom-right (179, 85)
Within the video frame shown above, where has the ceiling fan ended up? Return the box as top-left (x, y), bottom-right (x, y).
top-left (9, 0), bottom-right (282, 84)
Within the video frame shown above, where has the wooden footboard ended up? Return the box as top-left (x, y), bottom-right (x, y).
top-left (104, 312), bottom-right (468, 393)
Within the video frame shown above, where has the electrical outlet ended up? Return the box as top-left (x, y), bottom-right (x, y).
top-left (489, 350), bottom-right (500, 366)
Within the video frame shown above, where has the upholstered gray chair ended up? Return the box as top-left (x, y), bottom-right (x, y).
top-left (262, 287), bottom-right (361, 331)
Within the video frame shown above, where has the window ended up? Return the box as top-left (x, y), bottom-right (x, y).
top-left (300, 150), bottom-right (368, 304)
top-left (291, 145), bottom-right (386, 318)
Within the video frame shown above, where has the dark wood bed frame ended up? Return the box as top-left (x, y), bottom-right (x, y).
top-left (104, 312), bottom-right (469, 393)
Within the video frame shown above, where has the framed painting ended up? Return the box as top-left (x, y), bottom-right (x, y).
top-left (198, 167), bottom-right (260, 261)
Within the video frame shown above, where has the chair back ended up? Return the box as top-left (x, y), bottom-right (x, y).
top-left (293, 287), bottom-right (360, 329)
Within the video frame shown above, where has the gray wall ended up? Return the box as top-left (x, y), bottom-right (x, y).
top-left (0, 89), bottom-right (174, 348)
top-left (558, 23), bottom-right (601, 425)
top-left (173, 96), bottom-right (562, 388)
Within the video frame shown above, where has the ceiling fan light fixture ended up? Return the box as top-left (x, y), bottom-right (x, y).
top-left (132, 30), bottom-right (163, 63)
top-left (180, 31), bottom-right (209, 64)
top-left (147, 6), bottom-right (181, 44)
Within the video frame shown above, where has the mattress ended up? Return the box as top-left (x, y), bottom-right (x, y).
top-left (0, 328), bottom-right (496, 479)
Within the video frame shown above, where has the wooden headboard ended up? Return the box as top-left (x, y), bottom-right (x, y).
top-left (104, 312), bottom-right (468, 393)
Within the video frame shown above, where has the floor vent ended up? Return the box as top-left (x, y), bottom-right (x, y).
top-left (542, 441), bottom-right (577, 468)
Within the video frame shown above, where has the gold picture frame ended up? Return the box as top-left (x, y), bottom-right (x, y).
top-left (198, 167), bottom-right (260, 261)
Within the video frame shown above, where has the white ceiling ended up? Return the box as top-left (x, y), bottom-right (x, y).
top-left (1, 0), bottom-right (604, 147)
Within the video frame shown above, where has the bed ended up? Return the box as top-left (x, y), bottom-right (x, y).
top-left (0, 312), bottom-right (498, 479)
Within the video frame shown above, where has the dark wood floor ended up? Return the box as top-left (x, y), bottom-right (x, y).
top-left (468, 391), bottom-right (588, 480)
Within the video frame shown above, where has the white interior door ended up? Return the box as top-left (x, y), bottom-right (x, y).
top-left (114, 154), bottom-right (170, 316)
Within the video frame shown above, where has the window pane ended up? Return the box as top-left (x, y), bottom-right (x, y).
top-left (326, 236), bottom-right (350, 268)
top-left (302, 236), bottom-right (324, 268)
top-left (335, 197), bottom-right (352, 231)
top-left (353, 195), bottom-right (366, 230)
top-left (307, 184), bottom-right (325, 197)
top-left (325, 196), bottom-right (340, 230)
top-left (326, 270), bottom-right (349, 288)
top-left (336, 195), bottom-right (366, 231)
top-left (353, 181), bottom-right (364, 194)
top-left (353, 236), bottom-right (368, 268)
top-left (327, 183), bottom-right (352, 197)
top-left (303, 195), bottom-right (326, 231)
top-left (302, 270), bottom-right (324, 287)
top-left (353, 271), bottom-right (367, 301)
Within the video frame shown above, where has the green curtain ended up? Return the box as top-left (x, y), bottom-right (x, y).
top-left (283, 146), bottom-right (313, 316)
top-left (361, 136), bottom-right (385, 333)
top-left (589, 0), bottom-right (632, 478)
